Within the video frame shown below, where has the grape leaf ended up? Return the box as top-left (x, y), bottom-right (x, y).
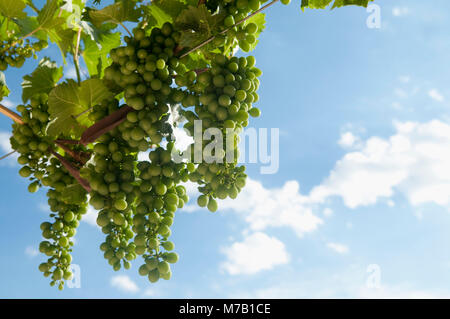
top-left (47, 27), bottom-right (76, 62)
top-left (146, 0), bottom-right (197, 20)
top-left (87, 0), bottom-right (142, 28)
top-left (181, 50), bottom-right (208, 71)
top-left (331, 0), bottom-right (373, 8)
top-left (82, 29), bottom-right (121, 77)
top-left (0, 0), bottom-right (26, 19)
top-left (301, 0), bottom-right (373, 9)
top-left (0, 72), bottom-right (10, 102)
top-left (176, 5), bottom-right (223, 48)
top-left (22, 58), bottom-right (63, 103)
top-left (38, 0), bottom-right (66, 30)
top-left (142, 3), bottom-right (173, 28)
top-left (47, 79), bottom-right (113, 136)
top-left (15, 17), bottom-right (48, 40)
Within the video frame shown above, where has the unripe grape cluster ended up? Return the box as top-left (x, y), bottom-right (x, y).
top-left (132, 146), bottom-right (188, 282)
top-left (177, 54), bottom-right (261, 211)
top-left (10, 13), bottom-right (265, 287)
top-left (0, 37), bottom-right (47, 71)
top-left (38, 164), bottom-right (88, 290)
top-left (11, 92), bottom-right (90, 289)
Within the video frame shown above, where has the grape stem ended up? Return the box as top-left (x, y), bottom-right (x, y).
top-left (120, 22), bottom-right (132, 37)
top-left (26, 0), bottom-right (39, 13)
top-left (0, 150), bottom-right (16, 161)
top-left (74, 27), bottom-right (82, 85)
top-left (10, 27), bottom-right (41, 48)
top-left (74, 107), bottom-right (93, 119)
top-left (55, 139), bottom-right (80, 145)
top-left (179, 0), bottom-right (280, 59)
top-left (54, 141), bottom-right (89, 165)
top-left (0, 104), bottom-right (24, 124)
top-left (50, 150), bottom-right (92, 192)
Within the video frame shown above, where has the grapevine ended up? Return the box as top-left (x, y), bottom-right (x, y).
top-left (0, 0), bottom-right (374, 289)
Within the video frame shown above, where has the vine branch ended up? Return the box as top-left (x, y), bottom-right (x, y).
top-left (0, 150), bottom-right (16, 161)
top-left (74, 27), bottom-right (83, 85)
top-left (0, 104), bottom-right (24, 124)
top-left (120, 22), bottom-right (132, 37)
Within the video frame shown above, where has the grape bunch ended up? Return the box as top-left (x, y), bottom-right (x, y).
top-left (10, 93), bottom-right (53, 191)
top-left (0, 37), bottom-right (47, 71)
top-left (38, 160), bottom-right (88, 290)
top-left (81, 101), bottom-right (139, 272)
top-left (220, 0), bottom-right (270, 52)
top-left (10, 93), bottom-right (89, 289)
top-left (133, 146), bottom-right (188, 282)
top-left (204, 0), bottom-right (291, 52)
top-left (176, 54), bottom-right (260, 211)
top-left (103, 23), bottom-right (183, 150)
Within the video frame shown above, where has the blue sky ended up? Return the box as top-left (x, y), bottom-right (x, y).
top-left (3, 0), bottom-right (450, 298)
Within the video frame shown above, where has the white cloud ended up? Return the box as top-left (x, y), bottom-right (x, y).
top-left (428, 89), bottom-right (444, 102)
top-left (25, 246), bottom-right (39, 257)
top-left (310, 120), bottom-right (450, 208)
top-left (392, 7), bottom-right (409, 17)
top-left (357, 285), bottom-right (450, 299)
top-left (338, 132), bottom-right (361, 149)
top-left (398, 75), bottom-right (411, 83)
top-left (142, 288), bottom-right (160, 297)
top-left (38, 203), bottom-right (50, 213)
top-left (172, 126), bottom-right (194, 152)
top-left (82, 206), bottom-right (98, 227)
top-left (0, 132), bottom-right (12, 153)
top-left (65, 66), bottom-right (78, 79)
top-left (110, 275), bottom-right (139, 293)
top-left (221, 232), bottom-right (289, 275)
top-left (227, 264), bottom-right (450, 299)
top-left (323, 208), bottom-right (333, 217)
top-left (137, 151), bottom-right (149, 162)
top-left (394, 88), bottom-right (408, 99)
top-left (1, 98), bottom-right (15, 109)
top-left (0, 131), bottom-right (17, 166)
top-left (220, 178), bottom-right (323, 238)
top-left (182, 181), bottom-right (199, 197)
top-left (326, 242), bottom-right (349, 254)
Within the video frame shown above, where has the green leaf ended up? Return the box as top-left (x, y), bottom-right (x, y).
top-left (82, 30), bottom-right (121, 77)
top-left (15, 17), bottom-right (47, 40)
top-left (145, 0), bottom-right (197, 20)
top-left (331, 0), bottom-right (373, 9)
top-left (47, 27), bottom-right (76, 62)
top-left (142, 3), bottom-right (173, 28)
top-left (88, 0), bottom-right (142, 28)
top-left (181, 50), bottom-right (208, 71)
top-left (22, 58), bottom-right (63, 103)
top-left (301, 0), bottom-right (373, 9)
top-left (0, 0), bottom-right (26, 19)
top-left (78, 79), bottom-right (113, 110)
top-left (38, 0), bottom-right (65, 30)
top-left (0, 72), bottom-right (10, 101)
top-left (176, 5), bottom-right (222, 48)
top-left (47, 79), bottom-right (113, 137)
